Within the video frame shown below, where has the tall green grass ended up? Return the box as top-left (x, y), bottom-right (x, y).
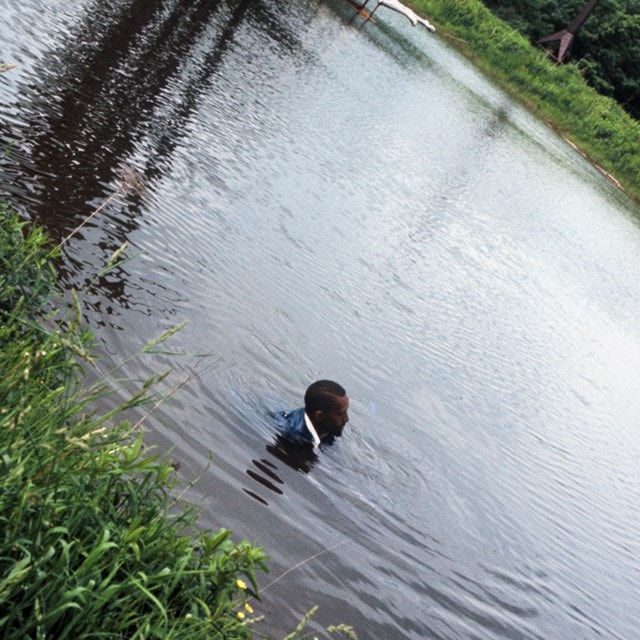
top-left (409, 0), bottom-right (640, 203)
top-left (0, 204), bottom-right (269, 639)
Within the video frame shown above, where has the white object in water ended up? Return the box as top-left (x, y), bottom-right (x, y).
top-left (373, 0), bottom-right (436, 32)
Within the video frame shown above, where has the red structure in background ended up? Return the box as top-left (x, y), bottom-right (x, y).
top-left (537, 0), bottom-right (603, 62)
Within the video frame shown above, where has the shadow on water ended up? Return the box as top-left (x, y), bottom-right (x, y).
top-left (3, 0), bottom-right (239, 237)
top-left (0, 0), bottom-right (309, 246)
top-left (243, 434), bottom-right (322, 505)
top-left (0, 0), bottom-right (328, 327)
top-left (0, 0), bottom-right (451, 308)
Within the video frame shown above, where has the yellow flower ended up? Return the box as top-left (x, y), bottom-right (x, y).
top-left (244, 603), bottom-right (254, 614)
top-left (236, 579), bottom-right (247, 590)
top-left (237, 611), bottom-right (246, 620)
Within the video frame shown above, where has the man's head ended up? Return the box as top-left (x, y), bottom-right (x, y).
top-left (304, 380), bottom-right (349, 440)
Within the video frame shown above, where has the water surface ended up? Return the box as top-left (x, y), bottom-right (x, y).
top-left (2, 0), bottom-right (640, 638)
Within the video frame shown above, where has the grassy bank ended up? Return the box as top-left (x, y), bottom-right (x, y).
top-left (409, 0), bottom-right (640, 203)
top-left (0, 206), bottom-right (356, 639)
top-left (0, 204), bottom-right (269, 638)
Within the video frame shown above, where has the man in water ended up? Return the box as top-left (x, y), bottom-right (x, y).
top-left (275, 379), bottom-right (350, 446)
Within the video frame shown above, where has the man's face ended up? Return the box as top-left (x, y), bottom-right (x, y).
top-left (319, 395), bottom-right (350, 437)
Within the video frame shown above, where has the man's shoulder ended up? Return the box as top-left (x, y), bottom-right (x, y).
top-left (273, 407), bottom-right (313, 442)
top-left (273, 407), bottom-right (305, 431)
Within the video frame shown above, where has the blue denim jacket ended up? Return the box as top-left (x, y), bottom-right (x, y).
top-left (273, 407), bottom-right (315, 444)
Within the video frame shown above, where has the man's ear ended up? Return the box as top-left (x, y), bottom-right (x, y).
top-left (313, 409), bottom-right (325, 423)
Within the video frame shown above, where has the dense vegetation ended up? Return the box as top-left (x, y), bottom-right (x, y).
top-left (0, 205), bottom-right (268, 638)
top-left (0, 206), bottom-right (356, 639)
top-left (480, 0), bottom-right (640, 120)
top-left (408, 0), bottom-right (640, 203)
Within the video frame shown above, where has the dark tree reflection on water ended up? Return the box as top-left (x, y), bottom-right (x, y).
top-left (0, 0), bottom-right (308, 247)
top-left (0, 0), bottom-right (323, 319)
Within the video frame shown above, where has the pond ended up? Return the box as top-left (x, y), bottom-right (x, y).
top-left (2, 0), bottom-right (640, 638)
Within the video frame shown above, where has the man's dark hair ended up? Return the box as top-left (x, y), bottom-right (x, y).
top-left (304, 380), bottom-right (346, 414)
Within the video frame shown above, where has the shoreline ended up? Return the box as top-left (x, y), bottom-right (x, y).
top-left (398, 0), bottom-right (640, 205)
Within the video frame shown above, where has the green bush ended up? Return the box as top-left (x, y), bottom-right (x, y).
top-left (0, 206), bottom-right (268, 639)
top-left (0, 206), bottom-right (57, 321)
